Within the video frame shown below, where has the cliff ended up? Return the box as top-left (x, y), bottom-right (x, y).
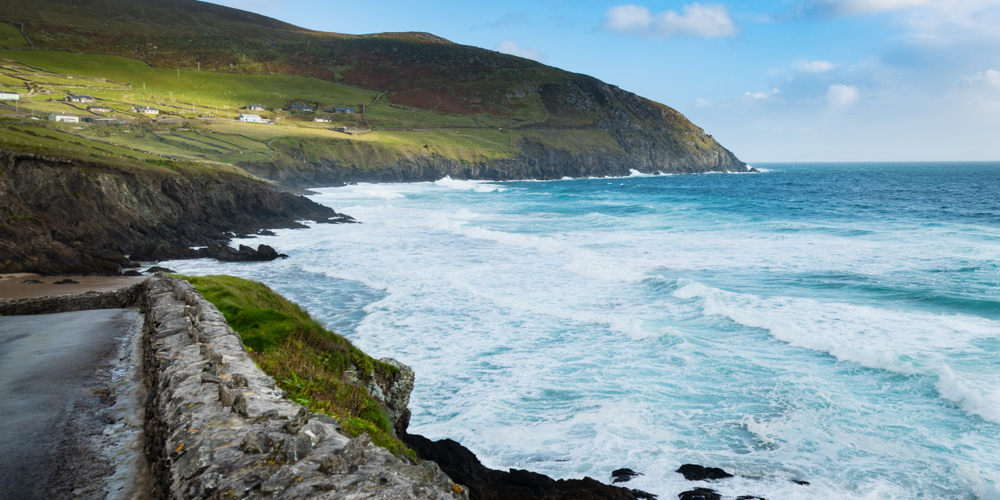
top-left (0, 151), bottom-right (346, 275)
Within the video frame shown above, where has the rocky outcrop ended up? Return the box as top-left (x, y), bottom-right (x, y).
top-left (0, 151), bottom-right (351, 275)
top-left (140, 275), bottom-right (468, 499)
top-left (399, 434), bottom-right (656, 500)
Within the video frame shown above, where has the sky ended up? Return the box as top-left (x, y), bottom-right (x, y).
top-left (207, 0), bottom-right (1000, 162)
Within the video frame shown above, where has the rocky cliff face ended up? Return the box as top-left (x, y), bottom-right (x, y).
top-left (0, 151), bottom-right (343, 275)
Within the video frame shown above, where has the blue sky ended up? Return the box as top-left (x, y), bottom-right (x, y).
top-left (209, 0), bottom-right (1000, 162)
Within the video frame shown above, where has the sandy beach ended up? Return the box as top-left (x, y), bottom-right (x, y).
top-left (0, 274), bottom-right (147, 303)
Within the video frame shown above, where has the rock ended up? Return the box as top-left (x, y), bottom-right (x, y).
top-left (403, 432), bottom-right (653, 500)
top-left (258, 229), bottom-right (277, 236)
top-left (122, 270), bottom-right (143, 276)
top-left (232, 393), bottom-right (249, 417)
top-left (341, 432), bottom-right (371, 467)
top-left (200, 373), bottom-right (222, 384)
top-left (736, 496), bottom-right (767, 500)
top-left (203, 243), bottom-right (281, 262)
top-left (204, 353), bottom-right (223, 375)
top-left (176, 442), bottom-right (213, 480)
top-left (792, 480), bottom-right (810, 485)
top-left (676, 464), bottom-right (734, 481)
top-left (380, 357), bottom-right (415, 435)
top-left (238, 432), bottom-right (271, 454)
top-left (612, 468), bottom-right (643, 483)
top-left (53, 278), bottom-right (79, 284)
top-left (678, 488), bottom-right (720, 500)
top-left (277, 433), bottom-right (313, 463)
top-left (218, 384), bottom-right (235, 407)
top-left (252, 409), bottom-right (279, 424)
top-left (282, 407), bottom-right (309, 434)
top-left (228, 373), bottom-right (249, 388)
top-left (22, 279), bottom-right (44, 284)
top-left (319, 454), bottom-right (351, 475)
top-left (146, 266), bottom-right (175, 274)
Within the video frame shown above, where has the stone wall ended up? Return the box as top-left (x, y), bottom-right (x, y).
top-left (139, 274), bottom-right (468, 499)
top-left (0, 283), bottom-right (145, 315)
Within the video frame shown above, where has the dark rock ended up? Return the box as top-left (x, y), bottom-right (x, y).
top-left (53, 278), bottom-right (79, 284)
top-left (23, 279), bottom-right (45, 284)
top-left (678, 488), bottom-right (720, 500)
top-left (146, 266), bottom-right (175, 274)
top-left (403, 431), bottom-right (653, 500)
top-left (612, 468), bottom-right (643, 483)
top-left (200, 373), bottom-right (222, 385)
top-left (0, 151), bottom-right (350, 275)
top-left (792, 480), bottom-right (810, 485)
top-left (676, 464), bottom-right (734, 481)
top-left (736, 496), bottom-right (767, 500)
top-left (204, 353), bottom-right (223, 375)
top-left (122, 270), bottom-right (143, 276)
top-left (176, 441), bottom-right (213, 480)
top-left (258, 229), bottom-right (277, 236)
top-left (203, 243), bottom-right (281, 262)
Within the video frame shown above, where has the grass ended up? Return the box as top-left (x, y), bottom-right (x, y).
top-left (181, 275), bottom-right (416, 462)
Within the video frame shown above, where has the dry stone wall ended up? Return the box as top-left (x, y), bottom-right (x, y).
top-left (140, 274), bottom-right (469, 500)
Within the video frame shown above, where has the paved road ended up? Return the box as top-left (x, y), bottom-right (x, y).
top-left (0, 309), bottom-right (143, 500)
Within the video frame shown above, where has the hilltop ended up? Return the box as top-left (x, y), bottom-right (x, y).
top-left (0, 0), bottom-right (745, 188)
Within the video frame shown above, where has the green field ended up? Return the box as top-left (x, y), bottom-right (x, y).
top-left (0, 49), bottom-right (638, 178)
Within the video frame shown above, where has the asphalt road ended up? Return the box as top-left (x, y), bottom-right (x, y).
top-left (0, 309), bottom-right (142, 500)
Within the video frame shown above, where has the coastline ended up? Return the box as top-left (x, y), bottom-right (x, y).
top-left (0, 273), bottom-right (145, 302)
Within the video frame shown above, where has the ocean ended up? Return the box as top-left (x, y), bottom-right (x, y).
top-left (164, 162), bottom-right (1000, 499)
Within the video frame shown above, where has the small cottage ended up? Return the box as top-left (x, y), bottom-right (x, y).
top-left (65, 95), bottom-right (96, 104)
top-left (0, 91), bottom-right (19, 101)
top-left (87, 105), bottom-right (113, 113)
top-left (244, 104), bottom-right (266, 111)
top-left (333, 107), bottom-right (355, 114)
top-left (238, 113), bottom-right (263, 123)
top-left (130, 106), bottom-right (159, 114)
top-left (288, 104), bottom-right (313, 112)
top-left (313, 116), bottom-right (332, 123)
top-left (49, 112), bottom-right (80, 123)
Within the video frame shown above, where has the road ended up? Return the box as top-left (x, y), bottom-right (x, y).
top-left (0, 308), bottom-right (149, 500)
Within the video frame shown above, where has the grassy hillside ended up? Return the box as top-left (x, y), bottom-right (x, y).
top-left (0, 0), bottom-right (745, 186)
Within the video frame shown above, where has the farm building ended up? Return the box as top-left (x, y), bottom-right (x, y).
top-left (243, 104), bottom-right (266, 111)
top-left (130, 106), bottom-right (159, 114)
top-left (65, 95), bottom-right (96, 103)
top-left (288, 104), bottom-right (313, 112)
top-left (87, 105), bottom-right (113, 113)
top-left (333, 107), bottom-right (356, 113)
top-left (313, 116), bottom-right (332, 123)
top-left (48, 112), bottom-right (79, 123)
top-left (238, 113), bottom-right (263, 123)
top-left (81, 116), bottom-right (123, 124)
top-left (0, 91), bottom-right (20, 100)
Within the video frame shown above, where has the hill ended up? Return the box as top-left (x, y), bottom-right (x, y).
top-left (0, 0), bottom-right (745, 187)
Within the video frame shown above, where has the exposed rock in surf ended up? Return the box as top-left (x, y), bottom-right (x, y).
top-left (678, 488), bottom-right (721, 500)
top-left (612, 468), bottom-right (643, 483)
top-left (676, 464), bottom-right (734, 481)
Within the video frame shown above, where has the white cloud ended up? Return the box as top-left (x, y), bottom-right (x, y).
top-left (601, 3), bottom-right (739, 39)
top-left (495, 41), bottom-right (548, 63)
top-left (962, 69), bottom-right (1000, 87)
top-left (796, 59), bottom-right (835, 73)
top-left (828, 83), bottom-right (861, 105)
top-left (695, 97), bottom-right (711, 106)
top-left (803, 0), bottom-right (935, 16)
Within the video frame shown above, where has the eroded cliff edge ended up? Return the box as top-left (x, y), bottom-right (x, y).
top-left (0, 151), bottom-right (346, 275)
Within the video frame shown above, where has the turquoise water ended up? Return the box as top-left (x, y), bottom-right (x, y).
top-left (166, 163), bottom-right (1000, 499)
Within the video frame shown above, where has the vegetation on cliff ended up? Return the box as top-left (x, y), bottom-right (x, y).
top-left (182, 274), bottom-right (416, 461)
top-left (0, 0), bottom-right (745, 188)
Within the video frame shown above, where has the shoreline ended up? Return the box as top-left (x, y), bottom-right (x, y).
top-left (0, 273), bottom-right (145, 303)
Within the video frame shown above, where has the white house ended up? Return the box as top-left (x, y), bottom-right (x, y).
top-left (313, 116), bottom-right (332, 123)
top-left (130, 106), bottom-right (159, 114)
top-left (49, 112), bottom-right (80, 123)
top-left (0, 91), bottom-right (19, 101)
top-left (238, 113), bottom-right (263, 123)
